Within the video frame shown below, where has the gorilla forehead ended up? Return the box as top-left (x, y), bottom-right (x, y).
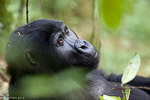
top-left (19, 19), bottom-right (65, 36)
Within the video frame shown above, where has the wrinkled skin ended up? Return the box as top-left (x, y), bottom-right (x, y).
top-left (6, 19), bottom-right (150, 100)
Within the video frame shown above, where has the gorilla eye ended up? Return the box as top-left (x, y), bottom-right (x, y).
top-left (64, 26), bottom-right (69, 35)
top-left (57, 38), bottom-right (64, 46)
top-left (65, 29), bottom-right (68, 35)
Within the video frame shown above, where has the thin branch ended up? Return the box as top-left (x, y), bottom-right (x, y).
top-left (90, 0), bottom-right (96, 44)
top-left (26, 0), bottom-right (29, 23)
top-left (112, 86), bottom-right (150, 90)
top-left (98, 40), bottom-right (103, 54)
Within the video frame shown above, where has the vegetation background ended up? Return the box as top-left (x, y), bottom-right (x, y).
top-left (0, 0), bottom-right (150, 97)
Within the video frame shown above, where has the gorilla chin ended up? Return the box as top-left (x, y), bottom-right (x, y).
top-left (6, 19), bottom-right (150, 100)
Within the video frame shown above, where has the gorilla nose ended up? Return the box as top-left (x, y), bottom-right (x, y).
top-left (74, 39), bottom-right (87, 49)
top-left (74, 39), bottom-right (95, 57)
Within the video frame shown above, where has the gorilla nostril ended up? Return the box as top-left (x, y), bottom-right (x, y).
top-left (80, 45), bottom-right (87, 49)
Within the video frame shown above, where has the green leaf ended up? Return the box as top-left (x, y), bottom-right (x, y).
top-left (125, 86), bottom-right (131, 100)
top-left (99, 96), bottom-right (105, 100)
top-left (99, 95), bottom-right (121, 100)
top-left (121, 52), bottom-right (141, 84)
top-left (98, 0), bottom-right (123, 31)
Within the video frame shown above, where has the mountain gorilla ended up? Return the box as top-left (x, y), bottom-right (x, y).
top-left (6, 19), bottom-right (150, 100)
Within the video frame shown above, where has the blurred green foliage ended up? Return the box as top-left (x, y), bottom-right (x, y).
top-left (0, 0), bottom-right (13, 54)
top-left (99, 0), bottom-right (123, 31)
top-left (12, 68), bottom-right (88, 98)
top-left (100, 0), bottom-right (150, 76)
top-left (0, 0), bottom-right (150, 76)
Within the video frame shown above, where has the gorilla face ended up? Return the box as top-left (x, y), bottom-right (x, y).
top-left (54, 24), bottom-right (98, 68)
top-left (6, 19), bottom-right (99, 75)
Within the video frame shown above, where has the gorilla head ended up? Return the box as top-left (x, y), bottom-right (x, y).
top-left (6, 19), bottom-right (99, 77)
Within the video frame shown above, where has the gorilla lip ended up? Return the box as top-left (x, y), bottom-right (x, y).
top-left (86, 52), bottom-right (98, 65)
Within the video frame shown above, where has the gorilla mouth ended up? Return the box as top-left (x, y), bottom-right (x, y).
top-left (86, 52), bottom-right (98, 65)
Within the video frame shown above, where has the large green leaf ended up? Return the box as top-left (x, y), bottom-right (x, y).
top-left (121, 53), bottom-right (141, 84)
top-left (98, 0), bottom-right (123, 31)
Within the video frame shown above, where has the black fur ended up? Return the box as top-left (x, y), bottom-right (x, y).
top-left (6, 19), bottom-right (150, 100)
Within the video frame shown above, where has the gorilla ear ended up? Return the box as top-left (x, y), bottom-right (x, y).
top-left (26, 49), bottom-right (37, 65)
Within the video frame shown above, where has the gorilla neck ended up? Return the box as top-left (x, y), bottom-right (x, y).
top-left (9, 65), bottom-right (94, 85)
